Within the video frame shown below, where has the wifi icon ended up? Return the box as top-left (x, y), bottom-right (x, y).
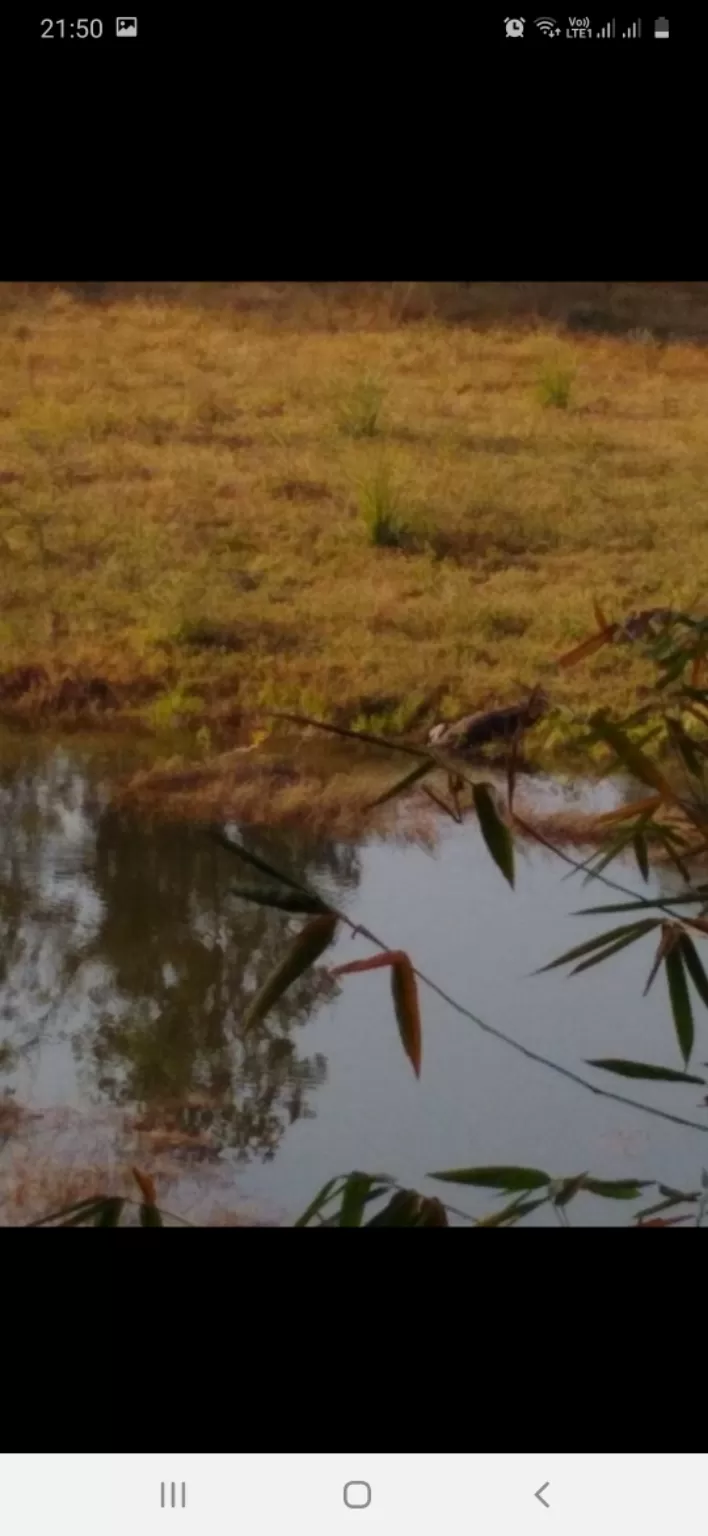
top-left (535, 15), bottom-right (560, 31)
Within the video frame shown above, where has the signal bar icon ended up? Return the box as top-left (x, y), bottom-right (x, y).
top-left (597, 17), bottom-right (615, 35)
top-left (161, 1485), bottom-right (187, 1510)
top-left (622, 17), bottom-right (641, 35)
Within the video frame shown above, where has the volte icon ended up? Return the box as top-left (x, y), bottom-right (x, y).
top-left (161, 1484), bottom-right (187, 1509)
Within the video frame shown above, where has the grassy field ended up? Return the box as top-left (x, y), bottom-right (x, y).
top-left (2, 281), bottom-right (708, 760)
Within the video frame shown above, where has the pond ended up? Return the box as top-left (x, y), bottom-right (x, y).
top-left (1, 729), bottom-right (706, 1226)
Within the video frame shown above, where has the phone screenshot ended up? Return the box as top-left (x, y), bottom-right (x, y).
top-left (1, 10), bottom-right (703, 1232)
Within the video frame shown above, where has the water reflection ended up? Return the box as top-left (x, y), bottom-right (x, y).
top-left (0, 739), bottom-right (361, 1167)
top-left (3, 735), bottom-right (708, 1225)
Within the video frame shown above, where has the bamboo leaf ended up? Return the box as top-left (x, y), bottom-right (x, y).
top-left (595, 794), bottom-right (663, 827)
top-left (474, 1195), bottom-right (548, 1226)
top-left (139, 1203), bottom-right (163, 1227)
top-left (666, 717), bottom-right (703, 780)
top-left (679, 933), bottom-right (708, 1012)
top-left (535, 918), bottom-right (659, 974)
top-left (633, 831), bottom-right (650, 883)
top-left (366, 758), bottom-right (434, 809)
top-left (636, 1187), bottom-right (698, 1221)
top-left (210, 829), bottom-right (312, 895)
top-left (552, 1172), bottom-right (588, 1207)
top-left (27, 1195), bottom-right (110, 1228)
top-left (230, 883), bottom-right (331, 915)
top-left (339, 1172), bottom-right (380, 1227)
top-left (429, 1165), bottom-right (550, 1191)
top-left (643, 922), bottom-right (678, 997)
top-left (93, 1198), bottom-right (124, 1227)
top-left (587, 1058), bottom-right (705, 1085)
top-left (332, 950), bottom-right (422, 1077)
top-left (557, 628), bottom-right (615, 669)
top-left (589, 716), bottom-right (676, 800)
top-left (637, 1215), bottom-right (693, 1227)
top-left (422, 783), bottom-right (463, 823)
top-left (472, 782), bottom-right (514, 888)
top-left (583, 1179), bottom-right (649, 1199)
top-left (390, 953), bottom-right (423, 1078)
top-left (365, 1190), bottom-right (449, 1226)
top-left (576, 888), bottom-right (708, 915)
top-left (294, 1177), bottom-right (344, 1227)
top-left (243, 913), bottom-right (338, 1030)
top-left (665, 941), bottom-right (695, 1064)
top-left (332, 949), bottom-right (407, 978)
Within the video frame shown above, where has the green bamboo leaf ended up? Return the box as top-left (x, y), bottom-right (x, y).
top-left (339, 1172), bottom-right (381, 1227)
top-left (571, 924), bottom-right (659, 976)
top-left (552, 1172), bottom-right (588, 1207)
top-left (535, 918), bottom-right (659, 974)
top-left (27, 1195), bottom-right (109, 1228)
top-left (665, 941), bottom-right (695, 1064)
top-left (230, 883), bottom-right (330, 915)
top-left (294, 1177), bottom-right (343, 1227)
top-left (243, 913), bottom-right (339, 1031)
top-left (472, 782), bottom-right (514, 888)
top-left (582, 825), bottom-right (645, 886)
top-left (475, 1195), bottom-right (548, 1226)
top-left (666, 717), bottom-right (704, 779)
top-left (633, 831), bottom-right (649, 883)
top-left (635, 1189), bottom-right (698, 1221)
top-left (210, 829), bottom-right (311, 895)
top-left (583, 1179), bottom-right (650, 1199)
top-left (93, 1198), bottom-right (124, 1227)
top-left (429, 1165), bottom-right (550, 1191)
top-left (576, 889), bottom-right (708, 915)
top-left (587, 1058), bottom-right (705, 1084)
top-left (678, 933), bottom-right (708, 1013)
top-left (366, 758), bottom-right (435, 809)
top-left (139, 1203), bottom-right (163, 1227)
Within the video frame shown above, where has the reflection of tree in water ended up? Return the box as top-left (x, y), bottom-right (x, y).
top-left (72, 808), bottom-right (362, 1161)
top-left (0, 746), bottom-right (102, 1068)
top-left (0, 744), bottom-right (363, 1161)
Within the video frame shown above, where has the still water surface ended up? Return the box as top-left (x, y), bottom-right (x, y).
top-left (1, 731), bottom-right (706, 1225)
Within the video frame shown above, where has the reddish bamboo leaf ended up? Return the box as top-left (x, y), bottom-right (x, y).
top-left (556, 627), bottom-right (615, 669)
top-left (132, 1167), bottom-right (156, 1206)
top-left (595, 794), bottom-right (663, 827)
top-left (332, 950), bottom-right (422, 1077)
top-left (637, 1215), bottom-right (693, 1227)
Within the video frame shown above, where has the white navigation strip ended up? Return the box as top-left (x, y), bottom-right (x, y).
top-left (1, 1455), bottom-right (705, 1536)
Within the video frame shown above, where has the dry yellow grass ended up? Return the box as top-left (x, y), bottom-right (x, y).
top-left (2, 281), bottom-right (708, 757)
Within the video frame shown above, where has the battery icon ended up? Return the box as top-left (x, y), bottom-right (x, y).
top-left (655, 16), bottom-right (669, 35)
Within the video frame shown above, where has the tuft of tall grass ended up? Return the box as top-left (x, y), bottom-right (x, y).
top-left (358, 466), bottom-right (412, 549)
top-left (337, 376), bottom-right (385, 438)
top-left (537, 363), bottom-right (574, 409)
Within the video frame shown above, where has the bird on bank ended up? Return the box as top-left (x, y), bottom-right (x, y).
top-left (427, 685), bottom-right (550, 755)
